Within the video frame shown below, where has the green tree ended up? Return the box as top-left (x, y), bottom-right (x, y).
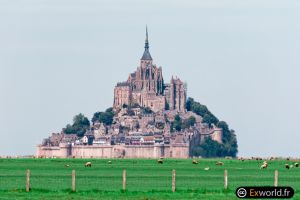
top-left (217, 121), bottom-right (238, 157)
top-left (172, 114), bottom-right (182, 131)
top-left (92, 107), bottom-right (114, 125)
top-left (186, 97), bottom-right (238, 157)
top-left (184, 116), bottom-right (196, 127)
top-left (63, 113), bottom-right (90, 137)
top-left (186, 97), bottom-right (194, 111)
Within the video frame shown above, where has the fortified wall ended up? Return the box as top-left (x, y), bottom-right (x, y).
top-left (36, 143), bottom-right (189, 158)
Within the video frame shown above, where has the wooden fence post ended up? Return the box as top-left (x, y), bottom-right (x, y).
top-left (72, 170), bottom-right (76, 192)
top-left (122, 169), bottom-right (126, 190)
top-left (224, 170), bottom-right (228, 190)
top-left (172, 169), bottom-right (176, 192)
top-left (26, 169), bottom-right (30, 192)
top-left (274, 170), bottom-right (278, 187)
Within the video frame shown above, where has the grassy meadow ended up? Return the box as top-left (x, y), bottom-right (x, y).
top-left (0, 158), bottom-right (299, 199)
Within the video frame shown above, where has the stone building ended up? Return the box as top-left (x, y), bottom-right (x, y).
top-left (37, 28), bottom-right (224, 159)
top-left (114, 28), bottom-right (186, 112)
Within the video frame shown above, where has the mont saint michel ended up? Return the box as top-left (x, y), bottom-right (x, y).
top-left (37, 29), bottom-right (237, 158)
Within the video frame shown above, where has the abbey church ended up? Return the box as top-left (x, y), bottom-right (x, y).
top-left (37, 28), bottom-right (224, 159)
top-left (113, 28), bottom-right (186, 112)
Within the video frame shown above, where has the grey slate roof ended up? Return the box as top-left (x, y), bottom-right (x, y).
top-left (141, 48), bottom-right (152, 60)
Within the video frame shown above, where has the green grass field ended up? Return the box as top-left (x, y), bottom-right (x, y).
top-left (0, 158), bottom-right (299, 199)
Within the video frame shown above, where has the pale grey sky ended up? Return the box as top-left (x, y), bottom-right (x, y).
top-left (0, 0), bottom-right (299, 157)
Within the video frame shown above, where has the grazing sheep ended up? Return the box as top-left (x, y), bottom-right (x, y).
top-left (215, 161), bottom-right (224, 166)
top-left (260, 164), bottom-right (267, 169)
top-left (285, 164), bottom-right (290, 169)
top-left (85, 162), bottom-right (92, 167)
top-left (260, 163), bottom-right (268, 169)
top-left (157, 159), bottom-right (163, 164)
top-left (294, 163), bottom-right (299, 167)
top-left (65, 164), bottom-right (70, 168)
top-left (263, 160), bottom-right (268, 165)
top-left (108, 161), bottom-right (112, 164)
top-left (260, 161), bottom-right (268, 169)
top-left (192, 159), bottom-right (198, 164)
top-left (204, 167), bottom-right (210, 171)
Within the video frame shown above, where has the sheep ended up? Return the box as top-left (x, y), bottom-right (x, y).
top-left (263, 160), bottom-right (268, 165)
top-left (192, 159), bottom-right (198, 164)
top-left (85, 162), bottom-right (92, 167)
top-left (285, 164), bottom-right (290, 169)
top-left (260, 164), bottom-right (267, 169)
top-left (215, 161), bottom-right (224, 166)
top-left (260, 163), bottom-right (268, 169)
top-left (204, 167), bottom-right (210, 171)
top-left (294, 163), bottom-right (299, 167)
top-left (157, 159), bottom-right (163, 164)
top-left (65, 164), bottom-right (70, 168)
top-left (260, 161), bottom-right (268, 169)
top-left (107, 161), bottom-right (112, 164)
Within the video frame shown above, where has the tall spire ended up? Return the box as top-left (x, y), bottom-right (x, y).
top-left (145, 26), bottom-right (149, 49)
top-left (141, 26), bottom-right (152, 60)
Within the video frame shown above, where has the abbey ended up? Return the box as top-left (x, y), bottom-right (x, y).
top-left (36, 28), bottom-right (223, 159)
top-left (113, 28), bottom-right (186, 112)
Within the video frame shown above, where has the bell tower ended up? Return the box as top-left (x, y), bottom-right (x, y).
top-left (140, 26), bottom-right (153, 68)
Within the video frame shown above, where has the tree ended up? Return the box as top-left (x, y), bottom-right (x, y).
top-left (186, 97), bottom-right (194, 111)
top-left (186, 97), bottom-right (238, 157)
top-left (73, 113), bottom-right (90, 127)
top-left (217, 121), bottom-right (238, 156)
top-left (92, 107), bottom-right (114, 125)
top-left (63, 113), bottom-right (90, 137)
top-left (172, 114), bottom-right (182, 131)
top-left (183, 116), bottom-right (196, 128)
top-left (186, 97), bottom-right (219, 125)
top-left (202, 113), bottom-right (218, 127)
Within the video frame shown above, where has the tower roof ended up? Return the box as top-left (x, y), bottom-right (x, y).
top-left (141, 26), bottom-right (152, 60)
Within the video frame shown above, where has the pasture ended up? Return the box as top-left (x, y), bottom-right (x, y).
top-left (0, 158), bottom-right (299, 199)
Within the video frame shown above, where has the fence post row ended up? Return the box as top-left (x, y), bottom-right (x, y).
top-left (122, 169), bottom-right (126, 190)
top-left (172, 169), bottom-right (176, 192)
top-left (224, 169), bottom-right (228, 190)
top-left (72, 170), bottom-right (76, 192)
top-left (26, 169), bottom-right (30, 192)
top-left (22, 168), bottom-right (283, 192)
top-left (274, 170), bottom-right (278, 187)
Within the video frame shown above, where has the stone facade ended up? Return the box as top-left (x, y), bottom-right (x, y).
top-left (36, 144), bottom-right (189, 159)
top-left (113, 29), bottom-right (186, 113)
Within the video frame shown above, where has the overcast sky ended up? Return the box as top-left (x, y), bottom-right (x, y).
top-left (0, 0), bottom-right (299, 157)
